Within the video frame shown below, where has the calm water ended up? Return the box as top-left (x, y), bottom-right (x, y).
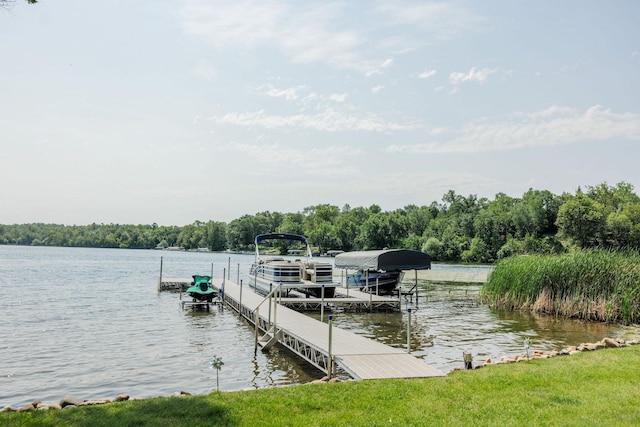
top-left (0, 246), bottom-right (626, 407)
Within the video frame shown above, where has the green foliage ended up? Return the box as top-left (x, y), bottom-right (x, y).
top-left (4, 181), bottom-right (640, 262)
top-left (483, 249), bottom-right (640, 324)
top-left (556, 194), bottom-right (606, 247)
top-left (422, 237), bottom-right (443, 260)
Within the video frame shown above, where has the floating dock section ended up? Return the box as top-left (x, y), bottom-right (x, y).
top-left (210, 278), bottom-right (444, 380)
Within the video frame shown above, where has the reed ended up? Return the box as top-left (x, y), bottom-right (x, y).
top-left (482, 249), bottom-right (640, 324)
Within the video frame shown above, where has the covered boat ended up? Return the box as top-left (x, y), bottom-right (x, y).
top-left (185, 275), bottom-right (218, 302)
top-left (249, 233), bottom-right (338, 298)
top-left (334, 249), bottom-right (431, 294)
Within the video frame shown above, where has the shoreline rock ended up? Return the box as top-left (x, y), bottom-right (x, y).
top-left (458, 337), bottom-right (637, 372)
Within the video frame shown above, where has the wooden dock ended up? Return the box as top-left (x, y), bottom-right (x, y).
top-left (211, 278), bottom-right (444, 380)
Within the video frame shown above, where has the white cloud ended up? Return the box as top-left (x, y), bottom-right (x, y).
top-left (449, 67), bottom-right (498, 85)
top-left (255, 84), bottom-right (308, 101)
top-left (376, 1), bottom-right (484, 40)
top-left (387, 105), bottom-right (640, 154)
top-left (371, 85), bottom-right (385, 94)
top-left (418, 69), bottom-right (437, 79)
top-left (328, 93), bottom-right (348, 103)
top-left (181, 1), bottom-right (372, 73)
top-left (207, 108), bottom-right (421, 132)
top-left (181, 1), bottom-right (483, 74)
top-left (365, 58), bottom-right (397, 77)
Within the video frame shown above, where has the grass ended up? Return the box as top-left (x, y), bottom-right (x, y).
top-left (482, 249), bottom-right (640, 324)
top-left (3, 344), bottom-right (640, 426)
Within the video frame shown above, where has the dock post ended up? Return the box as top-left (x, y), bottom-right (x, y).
top-left (268, 283), bottom-right (272, 324)
top-left (328, 314), bottom-right (334, 378)
top-left (158, 256), bottom-right (163, 291)
top-left (463, 351), bottom-right (473, 369)
top-left (376, 278), bottom-right (379, 296)
top-left (273, 285), bottom-right (278, 332)
top-left (237, 263), bottom-right (240, 284)
top-left (228, 257), bottom-right (231, 280)
top-left (320, 285), bottom-right (325, 322)
top-left (222, 269), bottom-right (226, 301)
top-left (254, 307), bottom-right (259, 355)
top-left (415, 270), bottom-right (419, 307)
top-left (344, 270), bottom-right (349, 297)
top-left (239, 280), bottom-right (243, 315)
top-left (407, 304), bottom-right (412, 353)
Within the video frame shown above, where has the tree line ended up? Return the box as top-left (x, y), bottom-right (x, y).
top-left (1, 182), bottom-right (639, 263)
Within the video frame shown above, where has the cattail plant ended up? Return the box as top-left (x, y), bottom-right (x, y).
top-left (482, 249), bottom-right (640, 324)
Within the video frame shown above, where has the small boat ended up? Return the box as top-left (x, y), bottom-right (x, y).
top-left (249, 233), bottom-right (338, 298)
top-left (334, 249), bottom-right (431, 295)
top-left (185, 275), bottom-right (218, 302)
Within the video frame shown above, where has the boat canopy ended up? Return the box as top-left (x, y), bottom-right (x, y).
top-left (255, 233), bottom-right (309, 246)
top-left (254, 233), bottom-right (312, 259)
top-left (334, 249), bottom-right (431, 272)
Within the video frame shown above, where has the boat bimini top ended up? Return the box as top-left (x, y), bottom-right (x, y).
top-left (254, 233), bottom-right (313, 261)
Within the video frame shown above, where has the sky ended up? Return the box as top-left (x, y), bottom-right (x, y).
top-left (1, 1), bottom-right (639, 226)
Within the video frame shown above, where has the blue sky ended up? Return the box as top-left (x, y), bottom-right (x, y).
top-left (1, 1), bottom-right (639, 226)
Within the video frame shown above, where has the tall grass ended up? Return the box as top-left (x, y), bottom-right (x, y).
top-left (482, 249), bottom-right (640, 324)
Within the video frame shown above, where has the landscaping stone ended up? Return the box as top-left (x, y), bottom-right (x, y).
top-left (60, 396), bottom-right (83, 407)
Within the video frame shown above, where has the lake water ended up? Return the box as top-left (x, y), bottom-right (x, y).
top-left (0, 246), bottom-right (626, 407)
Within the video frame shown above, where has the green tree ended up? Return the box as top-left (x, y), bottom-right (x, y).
top-left (227, 215), bottom-right (259, 249)
top-left (303, 204), bottom-right (339, 249)
top-left (556, 194), bottom-right (606, 248)
top-left (335, 206), bottom-right (371, 251)
top-left (278, 213), bottom-right (306, 236)
top-left (512, 189), bottom-right (560, 238)
top-left (206, 221), bottom-right (228, 251)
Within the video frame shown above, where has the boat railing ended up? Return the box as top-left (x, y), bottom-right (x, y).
top-left (253, 262), bottom-right (302, 283)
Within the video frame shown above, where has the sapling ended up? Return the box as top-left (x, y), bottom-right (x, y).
top-left (209, 355), bottom-right (224, 393)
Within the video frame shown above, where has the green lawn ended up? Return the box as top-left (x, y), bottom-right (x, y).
top-left (3, 345), bottom-right (640, 426)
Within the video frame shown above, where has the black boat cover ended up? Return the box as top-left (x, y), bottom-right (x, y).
top-left (334, 249), bottom-right (431, 271)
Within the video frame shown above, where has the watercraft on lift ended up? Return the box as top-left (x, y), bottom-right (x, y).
top-left (334, 249), bottom-right (431, 295)
top-left (184, 275), bottom-right (218, 302)
top-left (249, 233), bottom-right (338, 298)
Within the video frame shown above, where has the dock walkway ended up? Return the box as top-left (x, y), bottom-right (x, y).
top-left (211, 278), bottom-right (443, 380)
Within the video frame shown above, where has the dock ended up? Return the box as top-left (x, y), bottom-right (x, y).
top-left (210, 278), bottom-right (444, 380)
top-left (161, 277), bottom-right (401, 312)
top-left (255, 285), bottom-right (401, 312)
